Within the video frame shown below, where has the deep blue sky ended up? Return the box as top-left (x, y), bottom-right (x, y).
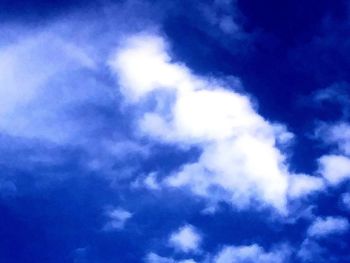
top-left (0, 1), bottom-right (350, 262)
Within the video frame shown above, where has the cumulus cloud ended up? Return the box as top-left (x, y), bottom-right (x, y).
top-left (325, 123), bottom-right (350, 155)
top-left (315, 120), bottom-right (350, 186)
top-left (297, 215), bottom-right (350, 262)
top-left (103, 207), bottom-right (132, 230)
top-left (288, 174), bottom-right (324, 199)
top-left (213, 244), bottom-right (289, 263)
top-left (168, 225), bottom-right (201, 253)
top-left (318, 155), bottom-right (350, 185)
top-left (307, 216), bottom-right (349, 238)
top-left (109, 33), bottom-right (323, 213)
top-left (147, 243), bottom-right (289, 263)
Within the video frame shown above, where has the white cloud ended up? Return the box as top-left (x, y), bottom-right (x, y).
top-left (297, 238), bottom-right (324, 262)
top-left (312, 83), bottom-right (350, 119)
top-left (315, 121), bottom-right (350, 155)
top-left (0, 27), bottom-right (101, 143)
top-left (307, 216), bottom-right (349, 238)
top-left (318, 155), bottom-right (350, 185)
top-left (325, 123), bottom-right (350, 155)
top-left (169, 225), bottom-right (201, 253)
top-left (144, 172), bottom-right (161, 190)
top-left (145, 253), bottom-right (196, 263)
top-left (341, 192), bottom-right (350, 210)
top-left (315, 122), bottom-right (350, 187)
top-left (103, 207), bottom-right (132, 230)
top-left (109, 34), bottom-right (191, 103)
top-left (131, 172), bottom-right (161, 191)
top-left (297, 215), bottom-right (350, 261)
top-left (213, 244), bottom-right (289, 263)
top-left (288, 174), bottom-right (325, 199)
top-left (110, 33), bottom-right (322, 213)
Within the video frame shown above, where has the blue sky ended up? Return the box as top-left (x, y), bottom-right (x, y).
top-left (1, 0), bottom-right (350, 262)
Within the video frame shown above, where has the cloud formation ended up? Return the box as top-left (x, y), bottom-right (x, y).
top-left (169, 224), bottom-right (201, 253)
top-left (110, 33), bottom-right (323, 213)
top-left (146, 253), bottom-right (196, 263)
top-left (103, 207), bottom-right (132, 230)
top-left (2, 1), bottom-right (350, 262)
top-left (307, 216), bottom-right (349, 238)
top-left (213, 243), bottom-right (289, 263)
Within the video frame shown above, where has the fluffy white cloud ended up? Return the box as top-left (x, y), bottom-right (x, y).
top-left (318, 155), bottom-right (350, 185)
top-left (288, 174), bottom-right (325, 199)
top-left (316, 122), bottom-right (350, 187)
top-left (103, 207), bottom-right (132, 230)
top-left (307, 216), bottom-right (349, 238)
top-left (213, 244), bottom-right (289, 263)
top-left (110, 33), bottom-right (322, 213)
top-left (169, 225), bottom-right (201, 253)
top-left (109, 34), bottom-right (191, 103)
top-left (297, 215), bottom-right (350, 261)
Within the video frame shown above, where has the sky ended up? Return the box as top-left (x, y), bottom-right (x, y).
top-left (0, 0), bottom-right (350, 262)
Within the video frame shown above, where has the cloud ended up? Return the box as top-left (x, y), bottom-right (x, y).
top-left (325, 122), bottom-right (350, 155)
top-left (318, 155), bottom-right (350, 185)
top-left (145, 253), bottom-right (196, 263)
top-left (316, 121), bottom-right (350, 155)
top-left (213, 244), bottom-right (289, 263)
top-left (103, 207), bottom-right (132, 231)
top-left (315, 121), bottom-right (350, 186)
top-left (169, 225), bottom-right (202, 253)
top-left (297, 215), bottom-right (350, 261)
top-left (287, 174), bottom-right (324, 199)
top-left (312, 83), bottom-right (350, 119)
top-left (109, 33), bottom-right (323, 213)
top-left (307, 216), bottom-right (349, 238)
top-left (0, 25), bottom-right (101, 144)
top-left (147, 243), bottom-right (289, 263)
top-left (297, 238), bottom-right (325, 263)
top-left (132, 172), bottom-right (161, 191)
top-left (341, 192), bottom-right (350, 210)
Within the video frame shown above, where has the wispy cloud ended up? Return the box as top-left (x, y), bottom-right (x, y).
top-left (307, 216), bottom-right (349, 238)
top-left (213, 243), bottom-right (290, 263)
top-left (103, 207), bottom-right (133, 231)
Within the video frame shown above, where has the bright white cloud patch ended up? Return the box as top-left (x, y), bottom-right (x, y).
top-left (103, 207), bottom-right (132, 230)
top-left (110, 33), bottom-right (322, 213)
top-left (288, 174), bottom-right (324, 199)
top-left (169, 225), bottom-right (201, 253)
top-left (213, 244), bottom-right (289, 263)
top-left (307, 216), bottom-right (349, 238)
top-left (316, 122), bottom-right (350, 187)
top-left (318, 155), bottom-right (350, 185)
